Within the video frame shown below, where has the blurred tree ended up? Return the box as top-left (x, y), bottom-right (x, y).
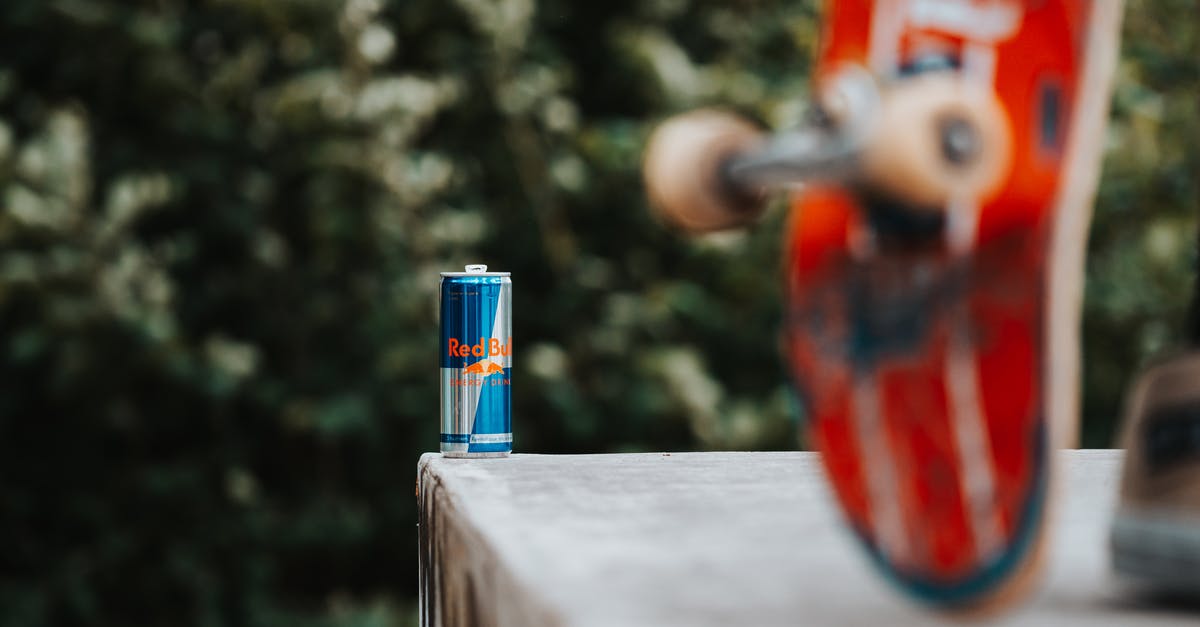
top-left (1082, 0), bottom-right (1200, 446)
top-left (0, 0), bottom-right (1193, 624)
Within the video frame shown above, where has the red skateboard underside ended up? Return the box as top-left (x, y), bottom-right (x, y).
top-left (785, 0), bottom-right (1093, 605)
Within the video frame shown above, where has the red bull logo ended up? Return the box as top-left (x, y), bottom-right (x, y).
top-left (448, 336), bottom-right (511, 384)
top-left (447, 337), bottom-right (512, 360)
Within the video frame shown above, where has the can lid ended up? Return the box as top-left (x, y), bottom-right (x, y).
top-left (440, 263), bottom-right (511, 277)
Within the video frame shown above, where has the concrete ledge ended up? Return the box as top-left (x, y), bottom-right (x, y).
top-left (418, 450), bottom-right (1196, 626)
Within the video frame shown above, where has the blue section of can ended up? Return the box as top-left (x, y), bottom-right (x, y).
top-left (439, 267), bottom-right (512, 456)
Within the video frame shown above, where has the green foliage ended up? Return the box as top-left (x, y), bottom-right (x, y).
top-left (0, 0), bottom-right (1194, 623)
top-left (1083, 0), bottom-right (1200, 445)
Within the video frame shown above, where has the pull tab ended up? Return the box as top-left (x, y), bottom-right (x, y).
top-left (465, 264), bottom-right (488, 273)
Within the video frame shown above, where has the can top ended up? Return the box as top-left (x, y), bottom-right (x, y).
top-left (440, 263), bottom-right (510, 277)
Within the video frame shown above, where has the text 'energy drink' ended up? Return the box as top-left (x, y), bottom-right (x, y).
top-left (439, 264), bottom-right (512, 457)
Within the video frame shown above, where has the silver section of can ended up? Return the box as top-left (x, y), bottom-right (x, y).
top-left (440, 367), bottom-right (477, 450)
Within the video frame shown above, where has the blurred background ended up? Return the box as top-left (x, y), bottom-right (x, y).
top-left (0, 0), bottom-right (1195, 624)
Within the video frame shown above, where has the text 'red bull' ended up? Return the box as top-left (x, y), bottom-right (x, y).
top-left (447, 337), bottom-right (513, 359)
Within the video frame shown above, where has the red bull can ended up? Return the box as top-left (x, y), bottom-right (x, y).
top-left (439, 264), bottom-right (512, 457)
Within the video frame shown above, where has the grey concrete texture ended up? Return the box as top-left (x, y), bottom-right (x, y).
top-left (418, 450), bottom-right (1199, 626)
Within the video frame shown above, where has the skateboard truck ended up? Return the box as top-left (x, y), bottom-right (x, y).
top-left (643, 68), bottom-right (1012, 233)
top-left (723, 66), bottom-right (880, 191)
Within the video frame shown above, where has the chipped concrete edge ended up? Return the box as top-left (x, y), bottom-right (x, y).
top-left (417, 453), bottom-right (566, 627)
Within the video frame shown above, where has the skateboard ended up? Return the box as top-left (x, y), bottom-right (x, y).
top-left (643, 0), bottom-right (1122, 611)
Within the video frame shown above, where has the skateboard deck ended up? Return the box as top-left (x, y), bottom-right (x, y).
top-left (783, 0), bottom-right (1122, 610)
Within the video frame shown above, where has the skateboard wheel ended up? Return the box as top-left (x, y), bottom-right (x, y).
top-left (643, 110), bottom-right (767, 233)
top-left (860, 74), bottom-right (1012, 212)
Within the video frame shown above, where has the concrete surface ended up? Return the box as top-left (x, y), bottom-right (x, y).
top-left (417, 450), bottom-right (1198, 626)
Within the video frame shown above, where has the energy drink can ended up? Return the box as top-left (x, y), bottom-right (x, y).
top-left (439, 264), bottom-right (512, 457)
